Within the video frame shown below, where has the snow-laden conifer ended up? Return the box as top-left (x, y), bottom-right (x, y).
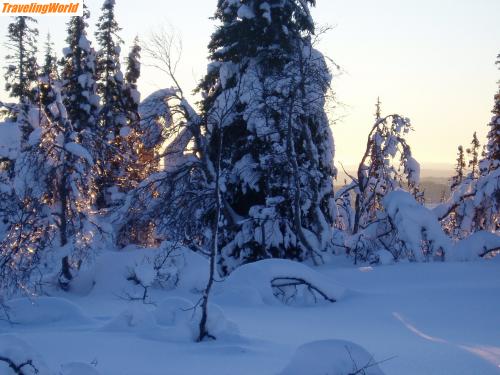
top-left (198, 0), bottom-right (337, 273)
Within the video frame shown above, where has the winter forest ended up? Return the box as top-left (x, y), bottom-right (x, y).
top-left (0, 0), bottom-right (499, 374)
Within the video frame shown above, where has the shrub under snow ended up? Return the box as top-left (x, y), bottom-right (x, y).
top-left (102, 297), bottom-right (238, 342)
top-left (0, 335), bottom-right (51, 375)
top-left (217, 259), bottom-right (345, 306)
top-left (450, 231), bottom-right (500, 261)
top-left (279, 339), bottom-right (386, 375)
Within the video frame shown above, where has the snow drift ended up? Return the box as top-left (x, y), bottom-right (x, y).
top-left (0, 297), bottom-right (90, 326)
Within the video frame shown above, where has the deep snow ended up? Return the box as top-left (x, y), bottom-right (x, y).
top-left (1, 249), bottom-right (499, 375)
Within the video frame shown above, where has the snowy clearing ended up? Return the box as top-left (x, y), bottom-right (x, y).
top-left (1, 250), bottom-right (499, 375)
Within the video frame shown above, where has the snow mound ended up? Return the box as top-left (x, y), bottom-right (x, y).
top-left (61, 362), bottom-right (101, 375)
top-left (217, 259), bottom-right (345, 306)
top-left (154, 297), bottom-right (239, 341)
top-left (279, 340), bottom-right (385, 375)
top-left (102, 304), bottom-right (156, 332)
top-left (189, 302), bottom-right (239, 340)
top-left (374, 250), bottom-right (394, 265)
top-left (78, 245), bottom-right (208, 299)
top-left (0, 335), bottom-right (51, 375)
top-left (80, 248), bottom-right (151, 297)
top-left (1, 297), bottom-right (90, 326)
top-left (450, 231), bottom-right (500, 261)
top-left (153, 297), bottom-right (193, 326)
top-left (101, 297), bottom-right (238, 342)
top-left (175, 248), bottom-right (209, 292)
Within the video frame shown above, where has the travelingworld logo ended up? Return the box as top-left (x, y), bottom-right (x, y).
top-left (1, 0), bottom-right (82, 16)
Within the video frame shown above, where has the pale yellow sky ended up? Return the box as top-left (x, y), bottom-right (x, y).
top-left (0, 0), bottom-right (498, 171)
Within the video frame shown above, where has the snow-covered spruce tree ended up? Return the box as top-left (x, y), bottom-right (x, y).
top-left (196, 0), bottom-right (337, 274)
top-left (450, 145), bottom-right (466, 191)
top-left (94, 0), bottom-right (128, 206)
top-left (435, 55), bottom-right (500, 236)
top-left (442, 144), bottom-right (469, 237)
top-left (123, 37), bottom-right (140, 126)
top-left (474, 54), bottom-right (500, 230)
top-left (484, 53), bottom-right (500, 172)
top-left (41, 33), bottom-right (59, 87)
top-left (0, 78), bottom-right (97, 295)
top-left (435, 165), bottom-right (499, 239)
top-left (60, 4), bottom-right (100, 135)
top-left (335, 101), bottom-right (421, 262)
top-left (3, 16), bottom-right (39, 139)
top-left (37, 34), bottom-right (60, 119)
top-left (467, 131), bottom-right (481, 179)
top-left (119, 37), bottom-right (152, 189)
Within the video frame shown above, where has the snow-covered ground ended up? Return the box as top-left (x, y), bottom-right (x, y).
top-left (1, 249), bottom-right (499, 375)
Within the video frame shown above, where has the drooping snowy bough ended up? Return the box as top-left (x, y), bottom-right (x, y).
top-left (384, 190), bottom-right (452, 261)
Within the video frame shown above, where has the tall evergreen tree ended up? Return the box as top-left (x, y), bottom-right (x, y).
top-left (443, 145), bottom-right (469, 238)
top-left (94, 0), bottom-right (127, 206)
top-left (198, 0), bottom-right (337, 273)
top-left (3, 16), bottom-right (39, 138)
top-left (119, 36), bottom-right (148, 188)
top-left (437, 55), bottom-right (500, 236)
top-left (37, 33), bottom-right (60, 112)
top-left (124, 36), bottom-right (141, 125)
top-left (4, 16), bottom-right (38, 103)
top-left (484, 53), bottom-right (500, 171)
top-left (60, 4), bottom-right (100, 134)
top-left (41, 33), bottom-right (58, 86)
top-left (467, 132), bottom-right (480, 179)
top-left (95, 0), bottom-right (125, 137)
top-left (451, 145), bottom-right (466, 191)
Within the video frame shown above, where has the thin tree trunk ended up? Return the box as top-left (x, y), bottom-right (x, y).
top-left (59, 164), bottom-right (68, 247)
top-left (286, 94), bottom-right (319, 265)
top-left (353, 194), bottom-right (362, 235)
top-left (19, 24), bottom-right (25, 100)
top-left (58, 149), bottom-right (72, 290)
top-left (197, 130), bottom-right (222, 342)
